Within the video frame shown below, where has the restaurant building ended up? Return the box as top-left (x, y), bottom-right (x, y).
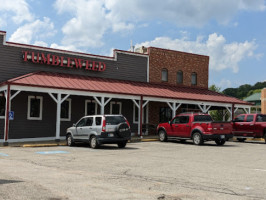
top-left (0, 31), bottom-right (251, 145)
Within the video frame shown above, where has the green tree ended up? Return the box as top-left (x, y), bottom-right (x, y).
top-left (209, 84), bottom-right (228, 121)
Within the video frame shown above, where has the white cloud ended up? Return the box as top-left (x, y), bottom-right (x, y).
top-left (34, 41), bottom-right (48, 47)
top-left (9, 17), bottom-right (56, 44)
top-left (53, 0), bottom-right (265, 49)
top-left (50, 43), bottom-right (80, 52)
top-left (0, 0), bottom-right (33, 25)
top-left (135, 33), bottom-right (260, 73)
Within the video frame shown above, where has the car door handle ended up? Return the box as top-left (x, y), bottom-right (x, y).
top-left (240, 124), bottom-right (243, 126)
top-left (89, 127), bottom-right (93, 129)
top-left (250, 124), bottom-right (254, 126)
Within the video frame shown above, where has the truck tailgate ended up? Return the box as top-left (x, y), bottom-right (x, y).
top-left (211, 122), bottom-right (232, 134)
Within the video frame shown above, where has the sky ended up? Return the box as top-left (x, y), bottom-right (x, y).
top-left (0, 0), bottom-right (265, 90)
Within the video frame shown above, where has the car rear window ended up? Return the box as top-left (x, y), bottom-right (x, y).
top-left (106, 116), bottom-right (126, 125)
top-left (194, 115), bottom-right (213, 122)
top-left (256, 115), bottom-right (266, 122)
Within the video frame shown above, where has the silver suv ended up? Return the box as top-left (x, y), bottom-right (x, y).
top-left (66, 115), bottom-right (131, 149)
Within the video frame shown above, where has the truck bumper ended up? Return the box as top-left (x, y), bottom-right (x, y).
top-left (202, 134), bottom-right (233, 141)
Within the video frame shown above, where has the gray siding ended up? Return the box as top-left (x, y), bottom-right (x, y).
top-left (0, 43), bottom-right (147, 84)
top-left (4, 92), bottom-right (137, 139)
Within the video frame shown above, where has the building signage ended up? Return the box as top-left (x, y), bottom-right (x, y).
top-left (22, 51), bottom-right (106, 72)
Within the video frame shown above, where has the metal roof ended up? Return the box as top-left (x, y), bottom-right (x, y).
top-left (2, 71), bottom-right (250, 105)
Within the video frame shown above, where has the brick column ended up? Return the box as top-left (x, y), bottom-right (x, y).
top-left (261, 88), bottom-right (266, 114)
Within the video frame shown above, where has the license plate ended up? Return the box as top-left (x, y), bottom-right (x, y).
top-left (220, 135), bottom-right (225, 139)
top-left (108, 133), bottom-right (114, 137)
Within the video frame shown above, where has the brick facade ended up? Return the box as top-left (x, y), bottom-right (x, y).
top-left (262, 88), bottom-right (266, 114)
top-left (148, 47), bottom-right (209, 88)
top-left (147, 47), bottom-right (209, 128)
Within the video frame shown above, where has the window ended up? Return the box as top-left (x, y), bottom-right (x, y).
top-left (191, 72), bottom-right (197, 85)
top-left (256, 115), bottom-right (266, 122)
top-left (133, 104), bottom-right (148, 124)
top-left (61, 99), bottom-right (71, 121)
top-left (234, 115), bottom-right (245, 122)
top-left (96, 117), bottom-right (102, 125)
top-left (85, 117), bottom-right (93, 126)
top-left (110, 102), bottom-right (122, 114)
top-left (161, 69), bottom-right (168, 82)
top-left (0, 94), bottom-right (5, 119)
top-left (246, 115), bottom-right (254, 122)
top-left (159, 107), bottom-right (172, 123)
top-left (76, 118), bottom-right (87, 127)
top-left (194, 115), bottom-right (213, 122)
top-left (85, 100), bottom-right (97, 115)
top-left (27, 96), bottom-right (43, 120)
top-left (106, 116), bottom-right (126, 125)
top-left (177, 70), bottom-right (183, 84)
top-left (172, 116), bottom-right (189, 124)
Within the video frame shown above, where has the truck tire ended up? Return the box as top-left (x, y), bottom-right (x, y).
top-left (117, 141), bottom-right (127, 148)
top-left (215, 139), bottom-right (226, 146)
top-left (237, 138), bottom-right (246, 142)
top-left (159, 130), bottom-right (167, 142)
top-left (90, 136), bottom-right (99, 149)
top-left (192, 132), bottom-right (204, 145)
top-left (66, 134), bottom-right (74, 146)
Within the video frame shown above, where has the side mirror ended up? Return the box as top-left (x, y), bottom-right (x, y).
top-left (168, 121), bottom-right (171, 124)
top-left (73, 123), bottom-right (76, 127)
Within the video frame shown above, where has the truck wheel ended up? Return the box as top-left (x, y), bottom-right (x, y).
top-left (90, 136), bottom-right (99, 149)
top-left (159, 130), bottom-right (167, 142)
top-left (192, 132), bottom-right (204, 145)
top-left (237, 138), bottom-right (246, 142)
top-left (215, 139), bottom-right (226, 146)
top-left (66, 134), bottom-right (74, 146)
top-left (117, 141), bottom-right (127, 148)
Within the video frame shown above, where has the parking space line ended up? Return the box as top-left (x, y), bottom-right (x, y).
top-left (0, 153), bottom-right (9, 157)
top-left (36, 151), bottom-right (69, 155)
top-left (254, 169), bottom-right (266, 172)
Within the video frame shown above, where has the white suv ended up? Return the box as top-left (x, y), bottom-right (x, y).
top-left (66, 115), bottom-right (131, 149)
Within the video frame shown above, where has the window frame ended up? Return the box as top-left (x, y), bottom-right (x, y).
top-left (110, 102), bottom-right (122, 115)
top-left (191, 72), bottom-right (197, 86)
top-left (60, 99), bottom-right (71, 121)
top-left (27, 96), bottom-right (43, 120)
top-left (177, 70), bottom-right (183, 84)
top-left (0, 93), bottom-right (5, 119)
top-left (161, 68), bottom-right (168, 82)
top-left (85, 100), bottom-right (98, 116)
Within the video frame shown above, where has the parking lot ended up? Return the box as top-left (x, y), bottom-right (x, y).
top-left (1, 140), bottom-right (266, 200)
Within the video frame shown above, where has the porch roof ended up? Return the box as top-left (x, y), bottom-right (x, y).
top-left (1, 71), bottom-right (250, 105)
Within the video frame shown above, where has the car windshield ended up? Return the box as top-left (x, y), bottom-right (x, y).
top-left (106, 116), bottom-right (126, 125)
top-left (194, 115), bottom-right (213, 122)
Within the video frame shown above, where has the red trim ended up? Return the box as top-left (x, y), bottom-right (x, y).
top-left (4, 84), bottom-right (10, 141)
top-left (114, 49), bottom-right (149, 56)
top-left (0, 30), bottom-right (6, 34)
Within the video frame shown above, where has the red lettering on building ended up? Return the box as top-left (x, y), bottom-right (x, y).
top-left (22, 51), bottom-right (106, 72)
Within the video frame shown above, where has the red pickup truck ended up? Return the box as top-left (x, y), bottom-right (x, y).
top-left (232, 114), bottom-right (266, 143)
top-left (157, 113), bottom-right (233, 145)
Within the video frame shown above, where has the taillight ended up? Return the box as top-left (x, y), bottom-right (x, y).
top-left (102, 117), bottom-right (106, 132)
top-left (124, 117), bottom-right (130, 129)
top-left (207, 123), bottom-right (212, 131)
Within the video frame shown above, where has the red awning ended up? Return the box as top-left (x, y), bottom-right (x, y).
top-left (1, 71), bottom-right (250, 105)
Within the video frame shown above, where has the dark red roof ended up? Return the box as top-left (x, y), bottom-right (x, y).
top-left (2, 71), bottom-right (250, 105)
